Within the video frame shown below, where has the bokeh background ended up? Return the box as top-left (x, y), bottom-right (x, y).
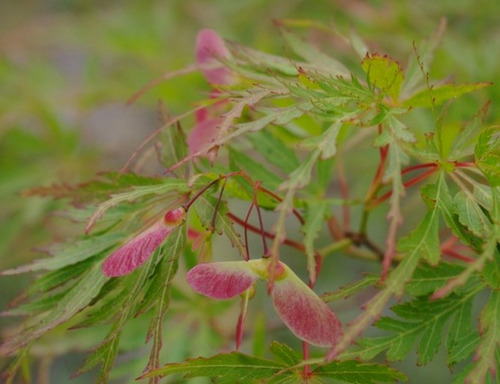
top-left (1, 0), bottom-right (499, 382)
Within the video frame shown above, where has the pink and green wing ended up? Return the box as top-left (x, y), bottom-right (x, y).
top-left (102, 222), bottom-right (170, 277)
top-left (186, 261), bottom-right (260, 299)
top-left (271, 265), bottom-right (343, 347)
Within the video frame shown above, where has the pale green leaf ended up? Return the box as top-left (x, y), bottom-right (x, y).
top-left (482, 249), bottom-right (500, 289)
top-left (301, 120), bottom-right (342, 159)
top-left (454, 190), bottom-right (492, 238)
top-left (398, 208), bottom-right (440, 265)
top-left (279, 150), bottom-right (320, 190)
top-left (144, 352), bottom-right (288, 383)
top-left (401, 19), bottom-right (446, 97)
top-left (322, 275), bottom-right (379, 302)
top-left (448, 102), bottom-right (490, 161)
top-left (358, 289), bottom-right (480, 365)
top-left (0, 263), bottom-right (108, 355)
top-left (402, 82), bottom-right (491, 108)
top-left (302, 201), bottom-right (330, 283)
top-left (361, 54), bottom-right (404, 101)
top-left (158, 115), bottom-right (188, 172)
top-left (247, 122), bottom-right (301, 173)
top-left (405, 262), bottom-right (465, 296)
top-left (269, 342), bottom-right (300, 366)
top-left (475, 126), bottom-right (500, 187)
top-left (144, 227), bottom-right (185, 375)
top-left (279, 26), bottom-right (349, 77)
top-left (465, 290), bottom-right (500, 383)
top-left (313, 360), bottom-right (407, 383)
top-left (446, 296), bottom-right (478, 366)
top-left (1, 232), bottom-right (123, 274)
top-left (228, 147), bottom-right (282, 190)
top-left (86, 179), bottom-right (189, 231)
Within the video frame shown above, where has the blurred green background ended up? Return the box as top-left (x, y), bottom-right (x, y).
top-left (1, 0), bottom-right (499, 382)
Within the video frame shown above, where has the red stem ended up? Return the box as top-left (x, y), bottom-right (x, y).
top-left (455, 161), bottom-right (475, 168)
top-left (243, 204), bottom-right (254, 261)
top-left (371, 167), bottom-right (438, 207)
top-left (442, 249), bottom-right (475, 263)
top-left (257, 185), bottom-right (305, 225)
top-left (227, 212), bottom-right (309, 254)
top-left (302, 341), bottom-right (311, 378)
top-left (401, 162), bottom-right (437, 175)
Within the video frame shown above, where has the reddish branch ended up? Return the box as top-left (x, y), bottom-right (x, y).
top-left (226, 212), bottom-right (308, 254)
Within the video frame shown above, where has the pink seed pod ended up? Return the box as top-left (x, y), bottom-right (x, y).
top-left (195, 29), bottom-right (235, 85)
top-left (187, 114), bottom-right (222, 156)
top-left (186, 259), bottom-right (343, 347)
top-left (102, 208), bottom-right (185, 277)
top-left (271, 264), bottom-right (343, 347)
top-left (187, 261), bottom-right (260, 299)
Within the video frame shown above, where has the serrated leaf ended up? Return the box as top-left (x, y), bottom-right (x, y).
top-left (228, 147), bottom-right (282, 190)
top-left (23, 172), bottom-right (167, 204)
top-left (446, 295), bottom-right (478, 366)
top-left (322, 275), bottom-right (379, 302)
top-left (278, 26), bottom-right (349, 77)
top-left (0, 263), bottom-right (108, 355)
top-left (315, 156), bottom-right (336, 193)
top-left (448, 102), bottom-right (490, 160)
top-left (361, 53), bottom-right (404, 101)
top-left (23, 258), bottom-right (95, 295)
top-left (475, 126), bottom-right (500, 187)
top-left (301, 120), bottom-right (343, 159)
top-left (1, 232), bottom-right (123, 275)
top-left (144, 227), bottom-right (185, 378)
top-left (2, 290), bottom-right (67, 316)
top-left (248, 128), bottom-right (300, 175)
top-left (302, 201), bottom-right (329, 283)
top-left (144, 352), bottom-right (289, 383)
top-left (402, 82), bottom-right (491, 108)
top-left (466, 290), bottom-right (500, 383)
top-left (86, 178), bottom-right (189, 232)
top-left (398, 208), bottom-right (440, 265)
top-left (313, 360), bottom-right (407, 383)
top-left (228, 41), bottom-right (300, 77)
top-left (279, 150), bottom-right (320, 191)
top-left (435, 178), bottom-right (482, 249)
top-left (269, 342), bottom-right (300, 366)
top-left (453, 190), bottom-right (492, 238)
top-left (73, 335), bottom-right (120, 381)
top-left (357, 289), bottom-right (479, 365)
top-left (401, 19), bottom-right (446, 97)
top-left (397, 178), bottom-right (442, 266)
top-left (405, 262), bottom-right (465, 296)
top-left (482, 249), bottom-right (500, 289)
top-left (157, 113), bottom-right (188, 172)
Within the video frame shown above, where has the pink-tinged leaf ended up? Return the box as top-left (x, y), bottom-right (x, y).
top-left (102, 223), bottom-right (170, 277)
top-left (187, 115), bottom-right (222, 156)
top-left (271, 265), bottom-right (342, 347)
top-left (186, 261), bottom-right (260, 299)
top-left (195, 29), bottom-right (234, 85)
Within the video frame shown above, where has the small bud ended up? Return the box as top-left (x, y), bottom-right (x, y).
top-left (164, 207), bottom-right (186, 225)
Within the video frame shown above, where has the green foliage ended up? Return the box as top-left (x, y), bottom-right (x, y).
top-left (143, 342), bottom-right (406, 384)
top-left (2, 9), bottom-right (500, 384)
